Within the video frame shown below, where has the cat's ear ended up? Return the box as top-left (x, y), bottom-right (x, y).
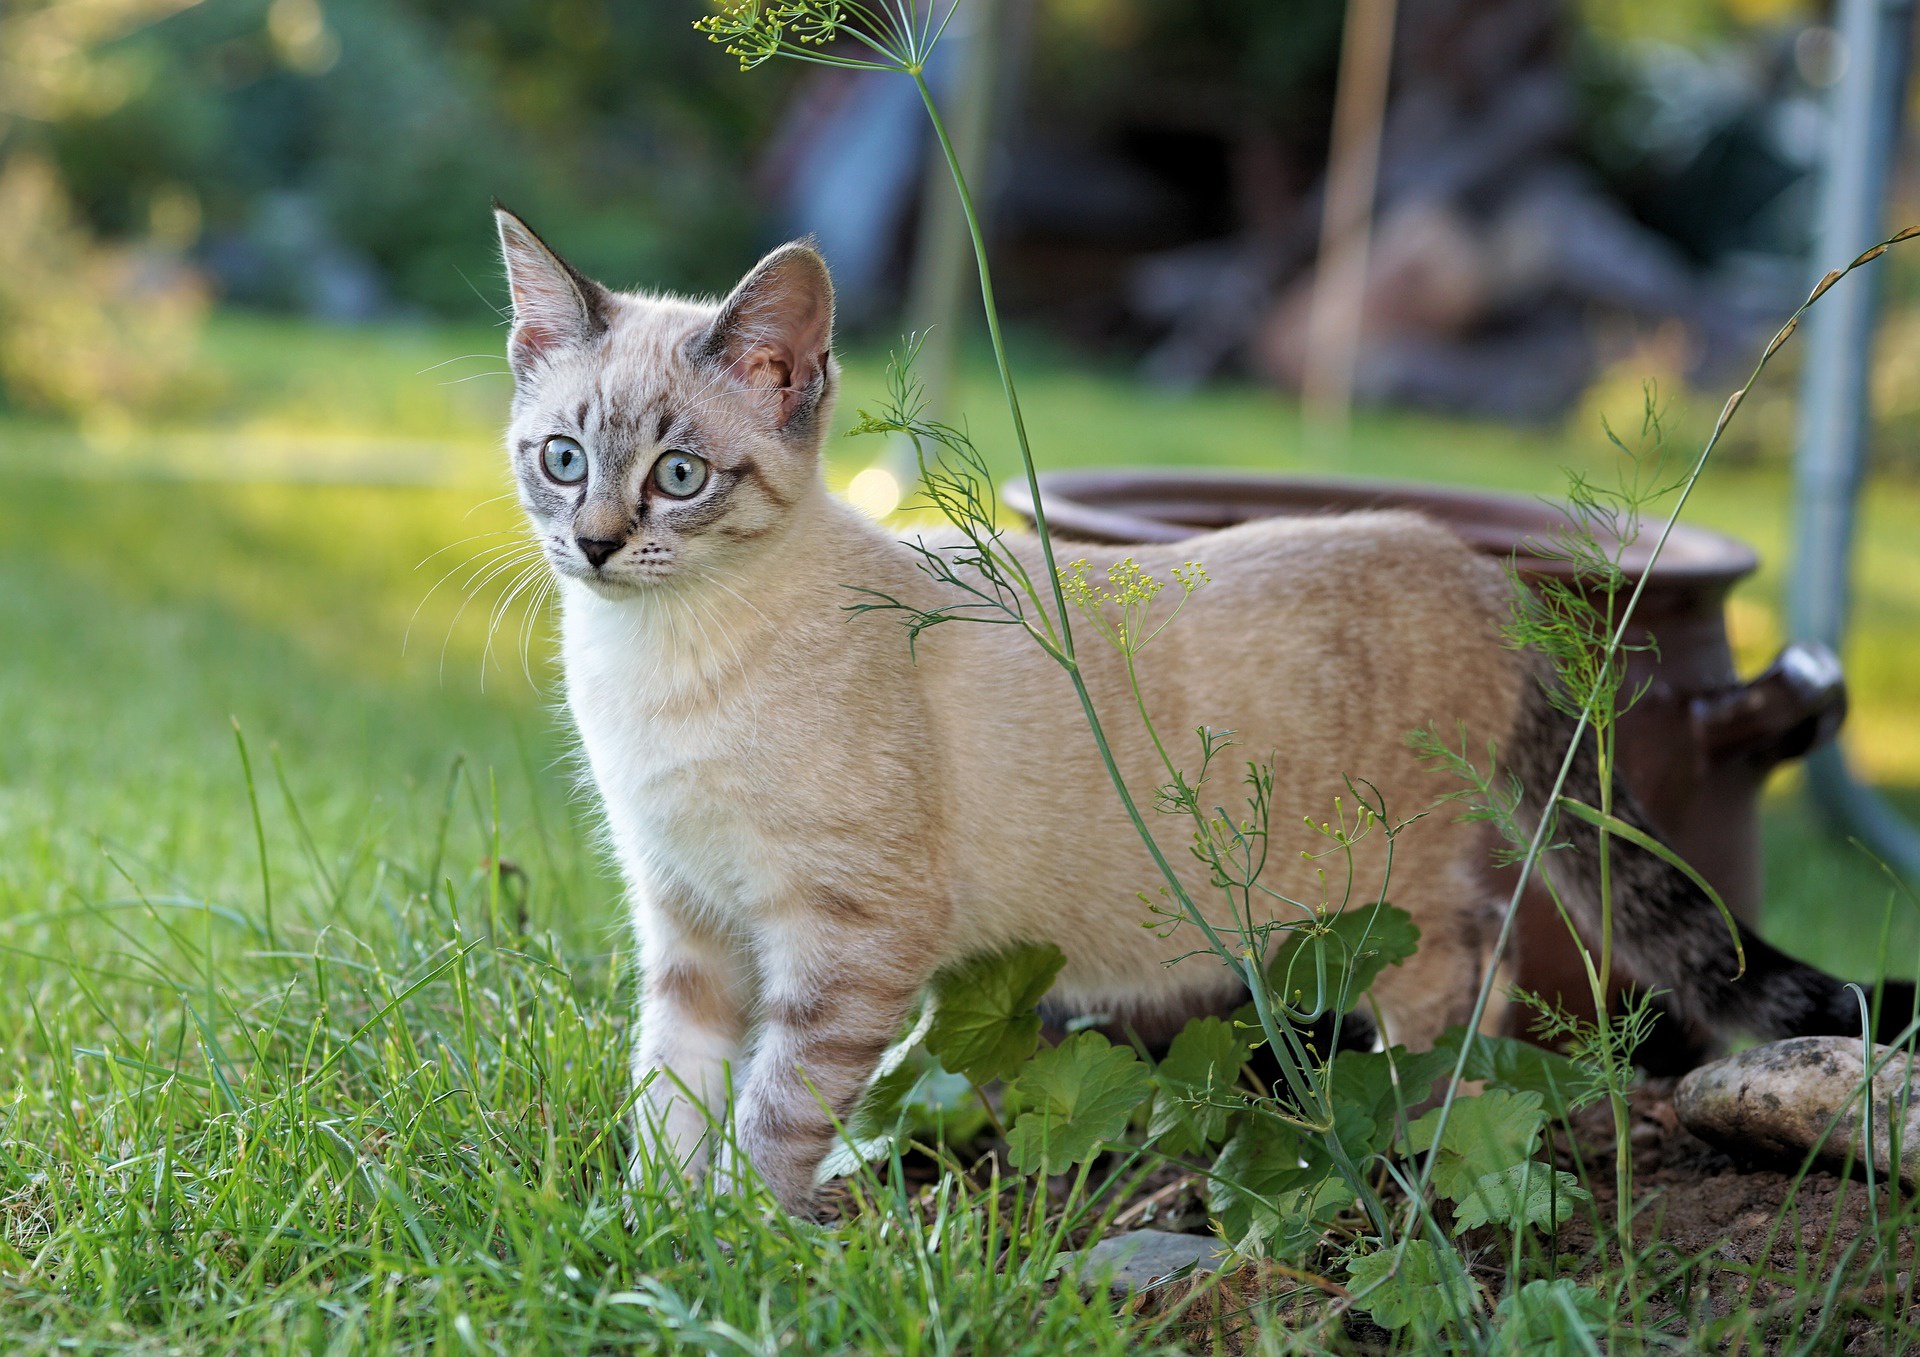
top-left (696, 241), bottom-right (835, 432)
top-left (494, 205), bottom-right (611, 378)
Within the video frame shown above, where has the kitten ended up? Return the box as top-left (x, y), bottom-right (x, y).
top-left (493, 207), bottom-right (1913, 1216)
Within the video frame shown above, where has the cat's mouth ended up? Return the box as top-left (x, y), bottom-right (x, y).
top-left (558, 556), bottom-right (678, 596)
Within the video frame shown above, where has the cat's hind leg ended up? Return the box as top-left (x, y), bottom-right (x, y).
top-left (1362, 858), bottom-right (1505, 1052)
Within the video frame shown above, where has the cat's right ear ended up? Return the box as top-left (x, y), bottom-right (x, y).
top-left (494, 205), bottom-right (611, 379)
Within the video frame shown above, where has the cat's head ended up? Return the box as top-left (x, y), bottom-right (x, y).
top-left (494, 207), bottom-right (837, 593)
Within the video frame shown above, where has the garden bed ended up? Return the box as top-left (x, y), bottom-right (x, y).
top-left (842, 1081), bottom-right (1918, 1352)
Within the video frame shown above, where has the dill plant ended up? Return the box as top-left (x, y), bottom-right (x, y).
top-left (1408, 393), bottom-right (1702, 1248)
top-left (842, 334), bottom-right (1424, 1242)
top-left (1406, 236), bottom-right (1920, 1273)
top-left (697, 1), bottom-right (1491, 1310)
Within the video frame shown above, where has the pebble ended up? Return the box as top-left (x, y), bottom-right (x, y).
top-left (1674, 1036), bottom-right (1920, 1188)
top-left (1060, 1229), bottom-right (1230, 1294)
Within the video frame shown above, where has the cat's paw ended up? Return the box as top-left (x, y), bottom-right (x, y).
top-left (705, 1139), bottom-right (750, 1198)
top-left (711, 1135), bottom-right (823, 1219)
top-left (627, 1085), bottom-right (717, 1187)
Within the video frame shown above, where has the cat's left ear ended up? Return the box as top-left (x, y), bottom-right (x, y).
top-left (495, 205), bottom-right (611, 379)
top-left (696, 241), bottom-right (835, 432)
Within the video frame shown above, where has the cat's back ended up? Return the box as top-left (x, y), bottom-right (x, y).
top-left (985, 506), bottom-right (1520, 759)
top-left (1026, 507), bottom-right (1507, 639)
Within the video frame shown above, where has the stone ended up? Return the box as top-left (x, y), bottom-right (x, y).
top-left (1061, 1229), bottom-right (1230, 1295)
top-left (1674, 1036), bottom-right (1920, 1189)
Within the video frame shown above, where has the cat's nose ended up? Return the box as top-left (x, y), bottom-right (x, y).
top-left (575, 535), bottom-right (625, 568)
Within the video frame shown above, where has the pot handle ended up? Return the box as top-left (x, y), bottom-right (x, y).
top-left (1692, 641), bottom-right (1848, 768)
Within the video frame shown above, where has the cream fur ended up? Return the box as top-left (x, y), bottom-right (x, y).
top-left (495, 211), bottom-right (1529, 1214)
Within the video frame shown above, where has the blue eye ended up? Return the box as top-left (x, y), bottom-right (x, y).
top-left (652, 451), bottom-right (708, 498)
top-left (541, 436), bottom-right (587, 484)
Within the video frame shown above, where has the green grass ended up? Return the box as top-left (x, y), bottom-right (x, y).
top-left (3, 312), bottom-right (1919, 1350)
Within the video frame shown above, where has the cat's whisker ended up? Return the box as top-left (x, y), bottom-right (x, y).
top-left (478, 561), bottom-right (536, 680)
top-left (517, 573), bottom-right (557, 690)
top-left (416, 353), bottom-right (514, 377)
top-left (687, 573), bottom-right (760, 671)
top-left (681, 593), bottom-right (740, 686)
top-left (689, 571), bottom-right (775, 743)
top-left (453, 261), bottom-right (513, 325)
top-left (413, 530), bottom-right (517, 572)
top-left (488, 559), bottom-right (552, 677)
top-left (693, 567), bottom-right (774, 631)
top-left (668, 355), bottom-right (764, 421)
top-left (686, 589), bottom-right (761, 747)
top-left (463, 538), bottom-right (545, 583)
top-left (673, 380), bottom-right (766, 422)
top-left (438, 545), bottom-right (548, 680)
top-left (404, 538), bottom-right (541, 655)
top-left (460, 491), bottom-right (519, 524)
top-left (479, 560), bottom-right (549, 691)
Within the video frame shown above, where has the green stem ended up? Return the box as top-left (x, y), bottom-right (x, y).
top-left (1595, 700), bottom-right (1632, 1249)
top-left (231, 718), bottom-right (276, 950)
top-left (913, 72), bottom-right (1074, 659)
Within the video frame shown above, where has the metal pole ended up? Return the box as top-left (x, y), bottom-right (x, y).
top-left (1789, 0), bottom-right (1920, 880)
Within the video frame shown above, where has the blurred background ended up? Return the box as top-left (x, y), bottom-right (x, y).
top-left (4, 0), bottom-right (1920, 976)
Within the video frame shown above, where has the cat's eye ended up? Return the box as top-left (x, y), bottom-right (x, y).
top-left (541, 436), bottom-right (587, 485)
top-left (652, 451), bottom-right (709, 499)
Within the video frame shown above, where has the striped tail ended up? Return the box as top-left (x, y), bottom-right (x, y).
top-left (1505, 681), bottom-right (1917, 1051)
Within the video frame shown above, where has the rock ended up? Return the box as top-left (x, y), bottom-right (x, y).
top-left (1060, 1229), bottom-right (1230, 1295)
top-left (1674, 1037), bottom-right (1920, 1188)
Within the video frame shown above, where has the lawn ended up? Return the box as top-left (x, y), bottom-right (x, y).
top-left (3, 311), bottom-right (1918, 1349)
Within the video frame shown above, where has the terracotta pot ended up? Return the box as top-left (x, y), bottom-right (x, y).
top-left (1001, 469), bottom-right (1846, 1037)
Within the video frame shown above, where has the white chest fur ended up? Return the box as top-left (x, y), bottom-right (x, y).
top-left (561, 585), bottom-right (792, 920)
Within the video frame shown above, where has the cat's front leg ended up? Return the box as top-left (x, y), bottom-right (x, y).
top-left (629, 892), bottom-right (748, 1191)
top-left (727, 901), bottom-right (931, 1215)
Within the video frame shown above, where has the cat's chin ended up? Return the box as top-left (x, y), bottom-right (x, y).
top-left (570, 569), bottom-right (674, 600)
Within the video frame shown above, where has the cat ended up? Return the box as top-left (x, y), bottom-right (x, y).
top-left (492, 206), bottom-right (1915, 1217)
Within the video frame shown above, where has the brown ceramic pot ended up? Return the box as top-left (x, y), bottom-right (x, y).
top-left (1001, 469), bottom-right (1847, 1029)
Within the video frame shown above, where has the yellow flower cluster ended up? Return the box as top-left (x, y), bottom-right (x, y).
top-left (1056, 556), bottom-right (1211, 655)
top-left (1056, 556), bottom-right (1208, 610)
top-left (1170, 560), bottom-right (1210, 594)
top-left (694, 1), bottom-right (846, 69)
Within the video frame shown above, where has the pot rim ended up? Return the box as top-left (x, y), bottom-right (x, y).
top-left (999, 468), bottom-right (1760, 586)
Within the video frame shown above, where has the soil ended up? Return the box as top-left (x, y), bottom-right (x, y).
top-left (1542, 1085), bottom-right (1916, 1347)
top-left (1557, 1085), bottom-right (1903, 1268)
top-left (862, 1083), bottom-right (1920, 1351)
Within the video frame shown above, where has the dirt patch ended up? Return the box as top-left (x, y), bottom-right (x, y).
top-left (1528, 1086), bottom-right (1915, 1347)
top-left (872, 1083), bottom-right (1920, 1349)
top-left (845, 1077), bottom-right (1920, 1349)
top-left (1556, 1085), bottom-right (1908, 1266)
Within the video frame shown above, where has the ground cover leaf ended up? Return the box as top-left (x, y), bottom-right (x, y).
top-left (1491, 1279), bottom-right (1610, 1352)
top-left (1329, 1044), bottom-right (1454, 1144)
top-left (1431, 1027), bottom-right (1584, 1116)
top-left (1264, 903), bottom-right (1419, 1017)
top-left (1451, 1161), bottom-right (1589, 1235)
top-left (1004, 1030), bottom-right (1151, 1175)
top-left (924, 942), bottom-right (1064, 1084)
top-left (1207, 1108), bottom-right (1362, 1251)
top-left (1149, 1015), bottom-right (1251, 1154)
top-left (1404, 1088), bottom-right (1547, 1203)
top-left (1346, 1240), bottom-right (1481, 1334)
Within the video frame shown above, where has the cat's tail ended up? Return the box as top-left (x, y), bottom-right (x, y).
top-left (1505, 679), bottom-right (1917, 1049)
